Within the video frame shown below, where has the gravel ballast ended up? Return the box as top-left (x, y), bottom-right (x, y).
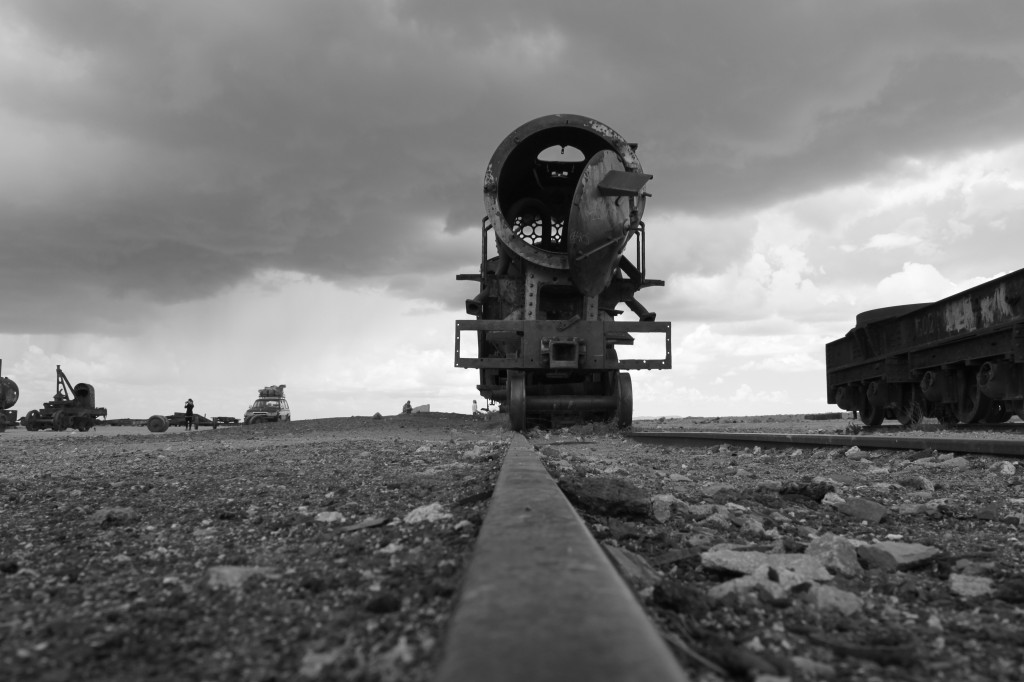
top-left (1, 415), bottom-right (505, 681)
top-left (5, 412), bottom-right (1024, 681)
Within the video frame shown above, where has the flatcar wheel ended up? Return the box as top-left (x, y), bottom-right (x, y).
top-left (955, 371), bottom-right (991, 424)
top-left (983, 401), bottom-right (1012, 424)
top-left (895, 400), bottom-right (924, 427)
top-left (859, 395), bottom-right (884, 427)
top-left (508, 371), bottom-right (527, 432)
top-left (613, 372), bottom-right (633, 428)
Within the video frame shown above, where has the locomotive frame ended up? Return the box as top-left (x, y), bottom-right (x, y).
top-left (455, 115), bottom-right (671, 431)
top-left (826, 267), bottom-right (1024, 426)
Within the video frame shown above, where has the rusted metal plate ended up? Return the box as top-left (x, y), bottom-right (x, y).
top-left (435, 434), bottom-right (689, 682)
top-left (567, 150), bottom-right (635, 296)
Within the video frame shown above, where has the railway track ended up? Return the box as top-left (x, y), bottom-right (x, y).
top-left (436, 424), bottom-right (1024, 681)
top-left (435, 433), bottom-right (690, 682)
top-left (627, 430), bottom-right (1024, 458)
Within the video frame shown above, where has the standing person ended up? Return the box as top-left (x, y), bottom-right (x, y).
top-left (184, 398), bottom-right (195, 431)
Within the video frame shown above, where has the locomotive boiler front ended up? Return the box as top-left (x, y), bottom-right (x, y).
top-left (483, 115), bottom-right (650, 295)
top-left (456, 115), bottom-right (672, 431)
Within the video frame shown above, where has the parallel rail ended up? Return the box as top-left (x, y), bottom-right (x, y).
top-left (628, 430), bottom-right (1024, 458)
top-left (435, 433), bottom-right (689, 682)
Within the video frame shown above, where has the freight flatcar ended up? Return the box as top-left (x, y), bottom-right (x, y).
top-left (455, 114), bottom-right (672, 431)
top-left (826, 267), bottom-right (1024, 426)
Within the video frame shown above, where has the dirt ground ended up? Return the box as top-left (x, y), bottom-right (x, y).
top-left (3, 412), bottom-right (1024, 681)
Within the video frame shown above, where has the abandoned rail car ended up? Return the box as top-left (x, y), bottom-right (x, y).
top-left (827, 267), bottom-right (1024, 426)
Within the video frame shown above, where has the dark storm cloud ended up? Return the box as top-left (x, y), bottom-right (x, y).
top-left (3, 0), bottom-right (1024, 332)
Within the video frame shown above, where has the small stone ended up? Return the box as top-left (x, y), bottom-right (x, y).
top-left (208, 565), bottom-right (278, 590)
top-left (857, 541), bottom-right (941, 571)
top-left (299, 647), bottom-right (345, 679)
top-left (898, 501), bottom-right (944, 518)
top-left (1000, 462), bottom-right (1017, 476)
top-left (779, 481), bottom-right (833, 501)
top-left (88, 507), bottom-right (140, 526)
top-left (976, 503), bottom-right (1001, 521)
top-left (836, 497), bottom-right (889, 524)
top-left (706, 566), bottom-right (788, 602)
top-left (700, 549), bottom-right (832, 583)
top-left (791, 656), bottom-right (836, 679)
top-left (994, 578), bottom-right (1024, 603)
top-left (806, 532), bottom-right (863, 577)
top-left (365, 592), bottom-right (402, 613)
top-left (559, 476), bottom-right (650, 518)
top-left (314, 511), bottom-right (346, 523)
top-left (897, 474), bottom-right (935, 491)
top-left (337, 516), bottom-right (388, 532)
top-left (403, 503), bottom-right (452, 524)
top-left (652, 580), bottom-right (709, 616)
top-left (949, 573), bottom-right (994, 598)
top-left (807, 584), bottom-right (864, 615)
top-left (821, 492), bottom-right (846, 507)
top-left (651, 494), bottom-right (680, 523)
top-left (603, 543), bottom-right (662, 590)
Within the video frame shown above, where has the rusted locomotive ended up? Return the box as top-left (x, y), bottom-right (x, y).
top-left (20, 365), bottom-right (107, 432)
top-left (455, 114), bottom-right (672, 431)
top-left (0, 359), bottom-right (18, 432)
top-left (826, 267), bottom-right (1024, 426)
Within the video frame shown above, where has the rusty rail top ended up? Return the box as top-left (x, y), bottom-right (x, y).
top-left (435, 433), bottom-right (688, 682)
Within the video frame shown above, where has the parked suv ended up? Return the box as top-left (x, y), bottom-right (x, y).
top-left (244, 386), bottom-right (291, 424)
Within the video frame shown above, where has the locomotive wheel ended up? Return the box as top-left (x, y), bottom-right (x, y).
top-left (613, 372), bottom-right (633, 428)
top-left (51, 409), bottom-right (69, 432)
top-left (24, 409), bottom-right (41, 431)
top-left (508, 371), bottom-right (527, 432)
top-left (859, 395), bottom-right (884, 426)
top-left (75, 417), bottom-right (90, 432)
top-left (895, 400), bottom-right (924, 427)
top-left (955, 369), bottom-right (991, 424)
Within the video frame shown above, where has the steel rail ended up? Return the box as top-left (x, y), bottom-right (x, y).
top-left (627, 430), bottom-right (1024, 458)
top-left (435, 433), bottom-right (689, 682)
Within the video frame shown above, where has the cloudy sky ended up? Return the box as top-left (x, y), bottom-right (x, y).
top-left (3, 0), bottom-right (1024, 422)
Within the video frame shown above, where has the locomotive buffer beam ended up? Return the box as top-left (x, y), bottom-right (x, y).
top-left (455, 320), bottom-right (671, 371)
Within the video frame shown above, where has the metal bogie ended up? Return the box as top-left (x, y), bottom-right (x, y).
top-left (827, 267), bottom-right (1024, 426)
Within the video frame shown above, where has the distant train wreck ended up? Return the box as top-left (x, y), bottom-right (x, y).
top-left (455, 114), bottom-right (672, 431)
top-left (827, 267), bottom-right (1024, 426)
